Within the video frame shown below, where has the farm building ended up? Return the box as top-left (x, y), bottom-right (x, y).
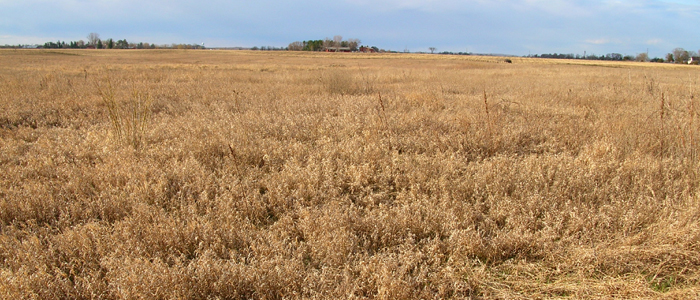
top-left (324, 47), bottom-right (351, 52)
top-left (359, 46), bottom-right (377, 53)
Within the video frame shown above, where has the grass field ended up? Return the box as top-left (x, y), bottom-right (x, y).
top-left (1, 49), bottom-right (699, 299)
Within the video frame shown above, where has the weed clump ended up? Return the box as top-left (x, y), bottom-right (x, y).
top-left (95, 73), bottom-right (152, 150)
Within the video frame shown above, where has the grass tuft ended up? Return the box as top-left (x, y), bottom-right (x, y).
top-left (95, 72), bottom-right (152, 150)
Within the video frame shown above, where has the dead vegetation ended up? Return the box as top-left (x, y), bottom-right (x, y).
top-left (1, 49), bottom-right (699, 299)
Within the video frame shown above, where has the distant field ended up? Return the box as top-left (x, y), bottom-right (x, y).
top-left (1, 49), bottom-right (699, 299)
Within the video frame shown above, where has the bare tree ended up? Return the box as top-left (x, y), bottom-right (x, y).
top-left (347, 38), bottom-right (360, 51)
top-left (333, 35), bottom-right (343, 49)
top-left (429, 47), bottom-right (436, 54)
top-left (673, 47), bottom-right (689, 64)
top-left (322, 38), bottom-right (333, 50)
top-left (288, 41), bottom-right (303, 51)
top-left (87, 33), bottom-right (100, 46)
top-left (635, 53), bottom-right (649, 62)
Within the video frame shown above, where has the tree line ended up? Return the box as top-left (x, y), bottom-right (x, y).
top-left (15, 33), bottom-right (700, 63)
top-left (39, 33), bottom-right (204, 50)
top-left (532, 53), bottom-right (636, 61)
top-left (287, 36), bottom-right (361, 51)
top-left (532, 47), bottom-right (700, 63)
top-left (664, 47), bottom-right (700, 63)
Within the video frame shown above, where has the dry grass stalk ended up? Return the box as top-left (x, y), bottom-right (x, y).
top-left (95, 73), bottom-right (152, 150)
top-left (660, 91), bottom-right (666, 178)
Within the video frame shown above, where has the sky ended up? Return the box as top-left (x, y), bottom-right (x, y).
top-left (1, 0), bottom-right (699, 58)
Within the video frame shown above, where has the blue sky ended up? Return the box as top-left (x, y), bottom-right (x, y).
top-left (1, 0), bottom-right (699, 57)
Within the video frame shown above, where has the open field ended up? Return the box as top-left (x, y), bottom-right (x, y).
top-left (1, 49), bottom-right (699, 299)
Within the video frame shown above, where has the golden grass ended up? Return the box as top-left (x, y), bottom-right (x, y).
top-left (1, 49), bottom-right (700, 299)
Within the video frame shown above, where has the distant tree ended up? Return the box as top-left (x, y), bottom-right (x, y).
top-left (305, 40), bottom-right (323, 51)
top-left (115, 39), bottom-right (129, 49)
top-left (96, 39), bottom-right (103, 49)
top-left (322, 38), bottom-right (333, 50)
top-left (288, 41), bottom-right (303, 51)
top-left (333, 35), bottom-right (343, 49)
top-left (347, 38), bottom-right (360, 51)
top-left (605, 53), bottom-right (623, 60)
top-left (666, 53), bottom-right (674, 63)
top-left (673, 47), bottom-right (689, 63)
top-left (77, 40), bottom-right (85, 48)
top-left (301, 41), bottom-right (311, 51)
top-left (87, 33), bottom-right (100, 46)
top-left (650, 57), bottom-right (664, 63)
top-left (635, 53), bottom-right (649, 62)
top-left (107, 39), bottom-right (114, 49)
top-left (429, 47), bottom-right (436, 54)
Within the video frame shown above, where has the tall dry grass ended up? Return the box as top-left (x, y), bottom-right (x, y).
top-left (0, 49), bottom-right (699, 299)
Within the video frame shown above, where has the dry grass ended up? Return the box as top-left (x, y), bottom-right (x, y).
top-left (1, 49), bottom-right (700, 299)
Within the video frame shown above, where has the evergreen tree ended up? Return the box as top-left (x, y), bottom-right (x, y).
top-left (666, 53), bottom-right (674, 63)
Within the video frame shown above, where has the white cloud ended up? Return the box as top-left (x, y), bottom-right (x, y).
top-left (0, 35), bottom-right (58, 45)
top-left (343, 0), bottom-right (465, 12)
top-left (342, 0), bottom-right (611, 19)
top-left (585, 38), bottom-right (627, 45)
top-left (586, 38), bottom-right (611, 45)
top-left (659, 0), bottom-right (700, 6)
